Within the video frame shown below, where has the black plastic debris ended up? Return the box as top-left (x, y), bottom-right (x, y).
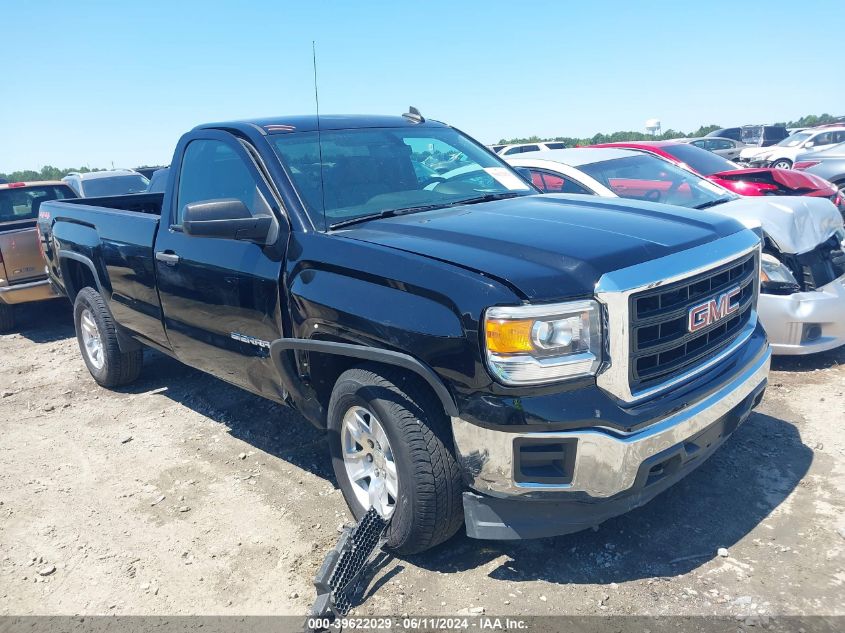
top-left (310, 507), bottom-right (389, 621)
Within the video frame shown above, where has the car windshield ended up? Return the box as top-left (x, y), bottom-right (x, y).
top-left (663, 144), bottom-right (739, 176)
top-left (776, 131), bottom-right (813, 147)
top-left (577, 153), bottom-right (737, 208)
top-left (82, 174), bottom-right (149, 197)
top-left (0, 185), bottom-right (75, 223)
top-left (270, 126), bottom-right (533, 229)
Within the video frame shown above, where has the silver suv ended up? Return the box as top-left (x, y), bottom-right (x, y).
top-left (62, 169), bottom-right (149, 197)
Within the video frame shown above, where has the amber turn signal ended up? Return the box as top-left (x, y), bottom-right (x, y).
top-left (485, 319), bottom-right (534, 354)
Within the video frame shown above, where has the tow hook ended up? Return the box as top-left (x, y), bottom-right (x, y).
top-left (309, 507), bottom-right (389, 626)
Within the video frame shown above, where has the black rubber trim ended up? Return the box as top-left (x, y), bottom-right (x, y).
top-left (269, 338), bottom-right (459, 418)
top-left (57, 250), bottom-right (106, 297)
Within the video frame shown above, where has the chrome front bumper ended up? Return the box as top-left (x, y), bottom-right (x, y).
top-left (0, 278), bottom-right (60, 305)
top-left (452, 345), bottom-right (771, 499)
top-left (758, 274), bottom-right (845, 355)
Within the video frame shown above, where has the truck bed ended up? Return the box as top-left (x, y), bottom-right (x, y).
top-left (38, 193), bottom-right (168, 349)
top-left (50, 192), bottom-right (163, 216)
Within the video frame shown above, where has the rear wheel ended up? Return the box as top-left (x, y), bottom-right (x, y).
top-left (73, 287), bottom-right (143, 387)
top-left (0, 303), bottom-right (14, 333)
top-left (327, 365), bottom-right (464, 555)
top-left (771, 158), bottom-right (792, 169)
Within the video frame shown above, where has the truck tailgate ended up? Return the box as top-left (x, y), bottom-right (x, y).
top-left (0, 222), bottom-right (44, 285)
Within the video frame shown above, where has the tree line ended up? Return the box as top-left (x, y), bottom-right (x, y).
top-left (496, 113), bottom-right (843, 146)
top-left (3, 114), bottom-right (840, 181)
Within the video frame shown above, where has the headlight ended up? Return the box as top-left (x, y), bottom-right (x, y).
top-left (760, 253), bottom-right (799, 294)
top-left (484, 300), bottom-right (602, 385)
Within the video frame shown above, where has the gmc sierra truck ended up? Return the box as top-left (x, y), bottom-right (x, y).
top-left (37, 112), bottom-right (771, 554)
top-left (1, 181), bottom-right (77, 331)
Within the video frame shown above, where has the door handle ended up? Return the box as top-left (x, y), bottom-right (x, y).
top-left (155, 251), bottom-right (180, 266)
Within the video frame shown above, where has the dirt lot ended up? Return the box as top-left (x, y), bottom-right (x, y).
top-left (1, 301), bottom-right (844, 619)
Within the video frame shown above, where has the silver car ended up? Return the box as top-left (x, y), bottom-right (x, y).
top-left (681, 136), bottom-right (745, 160)
top-left (794, 142), bottom-right (845, 217)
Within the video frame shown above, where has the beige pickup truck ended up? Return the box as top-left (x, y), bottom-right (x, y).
top-left (0, 181), bottom-right (77, 331)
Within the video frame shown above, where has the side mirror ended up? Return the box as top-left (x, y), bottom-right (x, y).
top-left (181, 198), bottom-right (274, 243)
top-left (514, 167), bottom-right (534, 184)
top-left (804, 141), bottom-right (815, 148)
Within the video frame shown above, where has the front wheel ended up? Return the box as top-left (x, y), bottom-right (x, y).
top-left (327, 365), bottom-right (464, 555)
top-left (73, 287), bottom-right (143, 387)
top-left (770, 158), bottom-right (792, 169)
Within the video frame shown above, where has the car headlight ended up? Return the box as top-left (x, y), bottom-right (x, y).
top-left (760, 253), bottom-right (799, 294)
top-left (484, 300), bottom-right (602, 385)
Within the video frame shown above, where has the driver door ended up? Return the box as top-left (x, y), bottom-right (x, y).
top-left (155, 131), bottom-right (289, 398)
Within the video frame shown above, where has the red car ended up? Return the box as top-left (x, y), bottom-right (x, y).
top-left (591, 140), bottom-right (841, 207)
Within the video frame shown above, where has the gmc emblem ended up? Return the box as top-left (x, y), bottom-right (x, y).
top-left (688, 287), bottom-right (741, 333)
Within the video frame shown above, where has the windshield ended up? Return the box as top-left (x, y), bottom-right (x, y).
top-left (82, 174), bottom-right (149, 197)
top-left (270, 126), bottom-right (533, 229)
top-left (0, 185), bottom-right (75, 223)
top-left (776, 131), bottom-right (813, 147)
top-left (664, 143), bottom-right (738, 176)
top-left (577, 154), bottom-right (737, 208)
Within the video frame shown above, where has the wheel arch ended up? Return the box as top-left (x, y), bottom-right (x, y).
top-left (269, 338), bottom-right (459, 429)
top-left (61, 252), bottom-right (141, 353)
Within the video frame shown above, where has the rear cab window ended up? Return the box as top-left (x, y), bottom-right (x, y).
top-left (0, 185), bottom-right (76, 223)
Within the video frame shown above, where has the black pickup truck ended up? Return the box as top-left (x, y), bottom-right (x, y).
top-left (38, 112), bottom-right (771, 554)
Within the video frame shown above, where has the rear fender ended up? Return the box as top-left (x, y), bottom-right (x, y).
top-left (58, 250), bottom-right (140, 353)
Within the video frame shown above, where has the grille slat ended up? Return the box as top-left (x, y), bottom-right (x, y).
top-left (629, 252), bottom-right (758, 390)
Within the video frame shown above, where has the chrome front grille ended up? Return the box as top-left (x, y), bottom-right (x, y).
top-left (595, 230), bottom-right (762, 404)
top-left (628, 251), bottom-right (757, 389)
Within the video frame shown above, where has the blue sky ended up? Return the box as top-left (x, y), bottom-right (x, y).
top-left (3, 0), bottom-right (843, 172)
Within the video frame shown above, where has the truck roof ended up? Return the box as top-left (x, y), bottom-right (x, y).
top-left (196, 114), bottom-right (448, 135)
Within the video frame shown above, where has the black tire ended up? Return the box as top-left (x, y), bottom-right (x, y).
top-left (73, 287), bottom-right (143, 387)
top-left (0, 303), bottom-right (14, 333)
top-left (771, 158), bottom-right (792, 169)
top-left (327, 365), bottom-right (464, 555)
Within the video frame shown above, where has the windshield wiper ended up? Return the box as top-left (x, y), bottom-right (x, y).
top-left (328, 192), bottom-right (526, 230)
top-left (329, 204), bottom-right (449, 230)
top-left (455, 192), bottom-right (524, 205)
top-left (694, 197), bottom-right (733, 210)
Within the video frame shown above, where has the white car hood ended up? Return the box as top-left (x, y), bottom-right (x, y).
top-left (717, 196), bottom-right (844, 254)
top-left (739, 146), bottom-right (773, 160)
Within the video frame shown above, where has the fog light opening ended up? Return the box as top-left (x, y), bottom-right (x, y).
top-left (802, 324), bottom-right (822, 343)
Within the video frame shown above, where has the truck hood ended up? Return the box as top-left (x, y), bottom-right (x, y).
top-left (337, 195), bottom-right (746, 302)
top-left (716, 196), bottom-right (844, 255)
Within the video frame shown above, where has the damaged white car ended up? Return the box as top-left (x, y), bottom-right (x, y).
top-left (507, 147), bottom-right (845, 355)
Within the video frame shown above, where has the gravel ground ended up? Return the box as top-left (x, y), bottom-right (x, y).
top-left (1, 301), bottom-right (843, 619)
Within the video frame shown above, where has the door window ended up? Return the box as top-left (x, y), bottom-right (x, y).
top-left (529, 169), bottom-right (592, 194)
top-left (175, 139), bottom-right (270, 224)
